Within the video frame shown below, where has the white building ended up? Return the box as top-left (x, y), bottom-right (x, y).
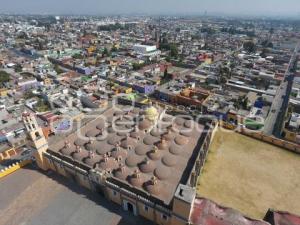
top-left (133, 44), bottom-right (161, 57)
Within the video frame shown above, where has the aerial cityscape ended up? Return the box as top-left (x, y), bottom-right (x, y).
top-left (0, 1), bottom-right (300, 225)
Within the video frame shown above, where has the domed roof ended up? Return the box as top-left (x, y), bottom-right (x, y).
top-left (162, 154), bottom-right (177, 167)
top-left (85, 129), bottom-right (100, 138)
top-left (169, 144), bottom-right (182, 155)
top-left (174, 135), bottom-right (188, 145)
top-left (95, 142), bottom-right (114, 155)
top-left (74, 139), bottom-right (87, 146)
top-left (85, 141), bottom-right (98, 151)
top-left (144, 177), bottom-right (160, 195)
top-left (175, 117), bottom-right (185, 126)
top-left (125, 155), bottom-right (143, 167)
top-left (111, 147), bottom-right (128, 158)
top-left (96, 121), bottom-right (106, 130)
top-left (129, 170), bottom-right (144, 187)
top-left (98, 156), bottom-right (118, 170)
top-left (138, 158), bottom-right (155, 173)
top-left (60, 145), bottom-right (75, 156)
top-left (107, 135), bottom-right (122, 145)
top-left (130, 131), bottom-right (141, 139)
top-left (117, 130), bottom-right (128, 137)
top-left (84, 153), bottom-right (102, 167)
top-left (96, 131), bottom-right (108, 141)
top-left (147, 147), bottom-right (161, 160)
top-left (107, 126), bottom-right (116, 133)
top-left (163, 130), bottom-right (176, 142)
top-left (144, 106), bottom-right (159, 122)
top-left (135, 144), bottom-right (151, 156)
top-left (143, 135), bottom-right (159, 145)
top-left (154, 165), bottom-right (171, 180)
top-left (150, 129), bottom-right (162, 137)
top-left (184, 120), bottom-right (193, 128)
top-left (157, 122), bottom-right (170, 130)
top-left (120, 136), bottom-right (136, 149)
top-left (138, 119), bottom-right (152, 130)
top-left (156, 138), bottom-right (169, 150)
top-left (72, 148), bottom-right (88, 161)
top-left (113, 164), bottom-right (130, 180)
top-left (179, 130), bottom-right (193, 137)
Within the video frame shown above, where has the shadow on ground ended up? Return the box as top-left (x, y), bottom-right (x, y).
top-left (23, 163), bottom-right (154, 225)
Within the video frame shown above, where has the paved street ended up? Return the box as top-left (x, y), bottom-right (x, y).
top-left (0, 165), bottom-right (153, 225)
top-left (263, 43), bottom-right (299, 136)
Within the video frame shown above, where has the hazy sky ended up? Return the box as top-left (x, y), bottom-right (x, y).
top-left (1, 0), bottom-right (300, 16)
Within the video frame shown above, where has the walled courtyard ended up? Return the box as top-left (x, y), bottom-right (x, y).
top-left (197, 129), bottom-right (300, 219)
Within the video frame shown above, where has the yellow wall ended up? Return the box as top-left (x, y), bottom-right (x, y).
top-left (107, 187), bottom-right (122, 205)
top-left (0, 88), bottom-right (8, 97)
top-left (0, 160), bottom-right (31, 179)
top-left (283, 129), bottom-right (297, 143)
top-left (137, 202), bottom-right (155, 221)
top-left (172, 198), bottom-right (192, 220)
top-left (76, 172), bottom-right (92, 189)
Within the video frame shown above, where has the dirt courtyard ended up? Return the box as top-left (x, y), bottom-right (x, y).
top-left (197, 130), bottom-right (300, 219)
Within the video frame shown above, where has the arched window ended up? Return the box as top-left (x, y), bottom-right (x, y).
top-left (35, 132), bottom-right (41, 139)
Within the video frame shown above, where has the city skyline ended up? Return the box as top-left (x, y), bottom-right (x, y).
top-left (1, 0), bottom-right (300, 16)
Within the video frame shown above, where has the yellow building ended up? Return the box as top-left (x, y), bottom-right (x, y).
top-left (0, 145), bottom-right (17, 162)
top-left (43, 78), bottom-right (52, 86)
top-left (0, 88), bottom-right (8, 97)
top-left (283, 128), bottom-right (298, 143)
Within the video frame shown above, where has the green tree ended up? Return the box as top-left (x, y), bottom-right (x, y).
top-left (23, 90), bottom-right (35, 99)
top-left (0, 71), bottom-right (10, 83)
top-left (132, 63), bottom-right (144, 71)
top-left (103, 48), bottom-right (110, 56)
top-left (35, 99), bottom-right (50, 112)
top-left (72, 53), bottom-right (83, 59)
top-left (14, 64), bottom-right (23, 73)
top-left (169, 44), bottom-right (178, 58)
top-left (243, 41), bottom-right (256, 53)
top-left (54, 65), bottom-right (64, 74)
top-left (111, 45), bottom-right (118, 52)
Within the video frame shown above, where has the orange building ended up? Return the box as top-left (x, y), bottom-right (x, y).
top-left (175, 88), bottom-right (210, 107)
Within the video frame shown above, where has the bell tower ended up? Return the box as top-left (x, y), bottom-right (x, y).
top-left (22, 111), bottom-right (49, 170)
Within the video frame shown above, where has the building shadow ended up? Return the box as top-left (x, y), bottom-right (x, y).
top-left (22, 164), bottom-right (154, 225)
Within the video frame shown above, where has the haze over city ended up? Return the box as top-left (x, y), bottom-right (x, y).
top-left (0, 1), bottom-right (300, 225)
top-left (1, 0), bottom-right (300, 16)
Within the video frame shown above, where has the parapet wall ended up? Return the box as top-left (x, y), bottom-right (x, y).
top-left (221, 122), bottom-right (300, 154)
top-left (188, 121), bottom-right (218, 187)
